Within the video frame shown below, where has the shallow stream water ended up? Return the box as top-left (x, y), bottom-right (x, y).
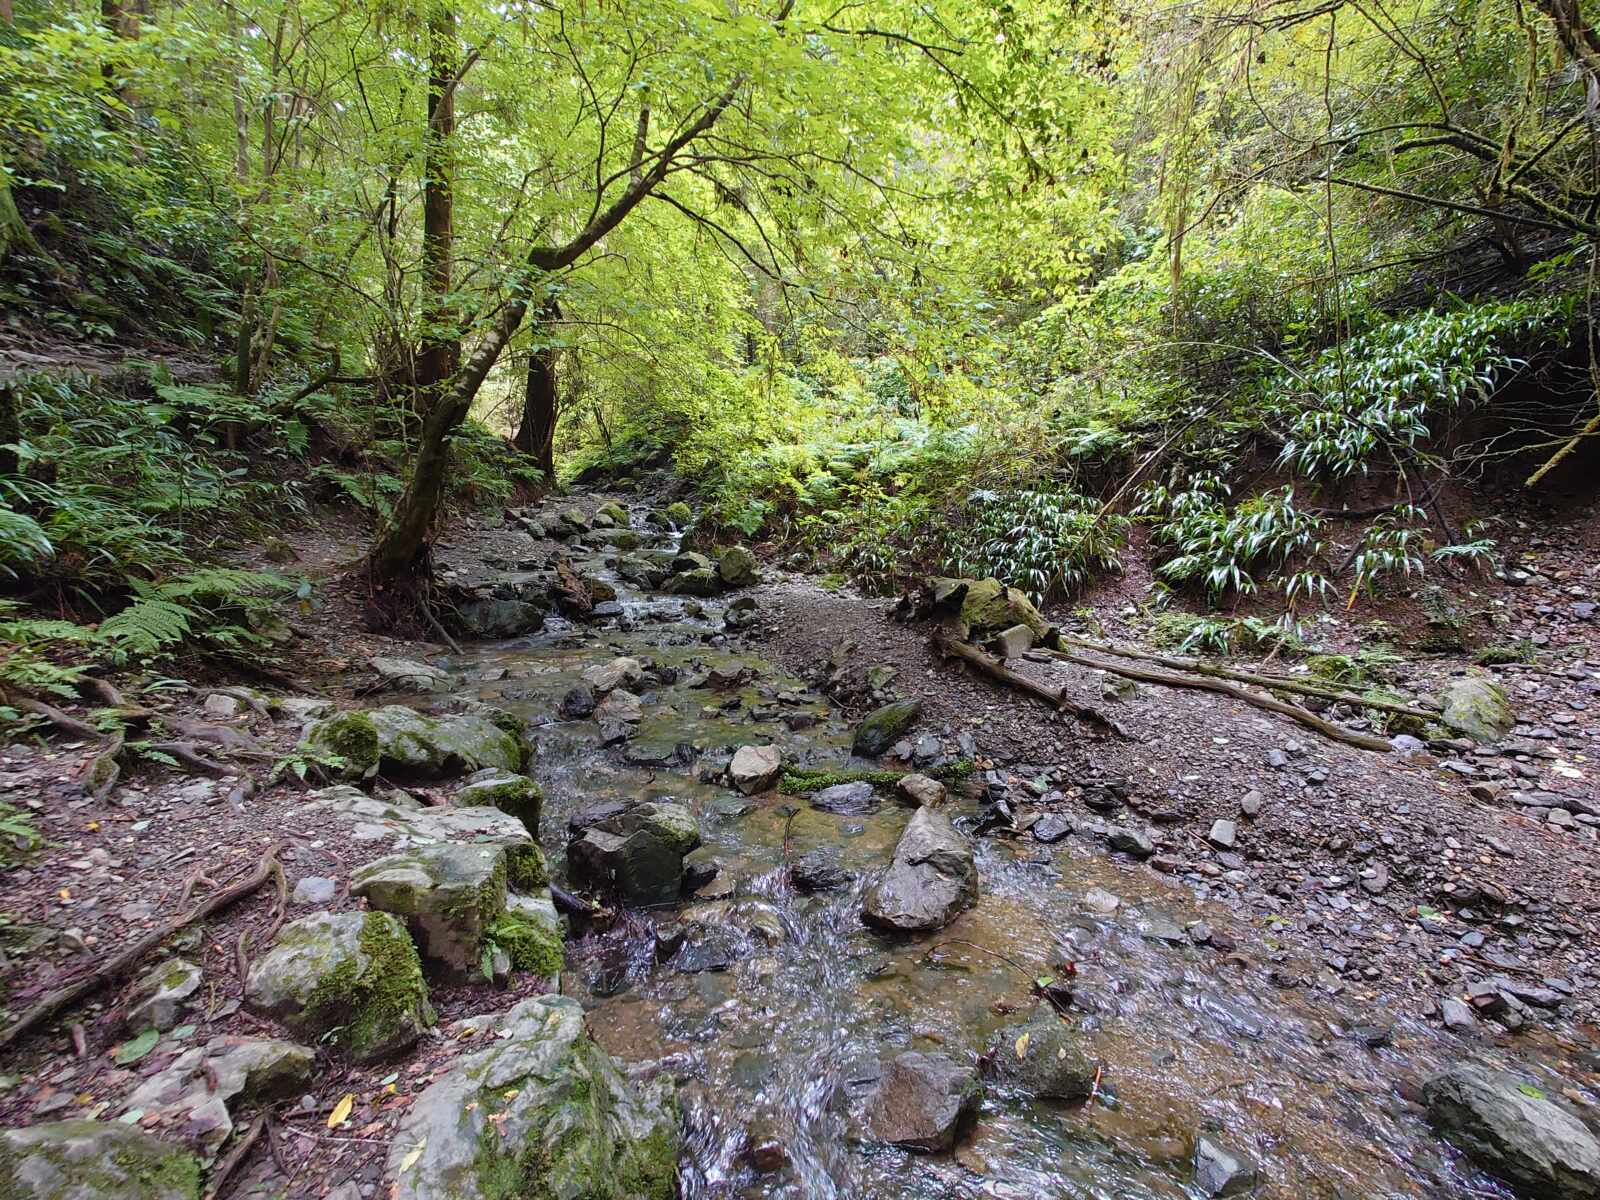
top-left (442, 505), bottom-right (1589, 1200)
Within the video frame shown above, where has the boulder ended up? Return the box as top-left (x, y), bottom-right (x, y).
top-left (559, 684), bottom-right (598, 719)
top-left (454, 768), bottom-right (543, 837)
top-left (0, 1121), bottom-right (200, 1200)
top-left (300, 786), bottom-right (546, 891)
top-left (121, 1036), bottom-right (314, 1155)
top-left (789, 848), bottom-right (852, 893)
top-left (665, 568), bottom-right (721, 598)
top-left (618, 556), bottom-right (668, 589)
top-left (718, 546), bottom-right (760, 588)
top-left (244, 911), bottom-right (433, 1062)
top-left (729, 745), bottom-right (783, 795)
top-left (931, 577), bottom-right (1055, 642)
top-left (1441, 675), bottom-right (1516, 743)
top-left (352, 843), bottom-right (509, 983)
top-left (596, 501), bottom-right (630, 527)
top-left (384, 996), bottom-right (676, 1200)
top-left (1424, 1063), bottom-right (1600, 1200)
top-left (370, 657), bottom-right (450, 692)
top-left (123, 958), bottom-right (201, 1033)
top-left (582, 657), bottom-right (645, 693)
top-left (984, 1012), bottom-right (1096, 1100)
top-left (862, 807), bottom-right (977, 933)
top-left (863, 1052), bottom-right (981, 1153)
top-left (895, 773), bottom-right (946, 808)
top-left (568, 800), bottom-right (702, 906)
top-left (304, 706), bottom-right (525, 779)
top-left (559, 507), bottom-right (591, 532)
top-left (454, 597), bottom-right (545, 639)
top-left (665, 501), bottom-right (693, 526)
top-left (852, 699), bottom-right (923, 757)
top-left (811, 781), bottom-right (879, 814)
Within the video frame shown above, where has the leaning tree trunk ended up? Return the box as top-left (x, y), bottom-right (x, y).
top-left (513, 298), bottom-right (561, 480)
top-left (414, 5), bottom-right (458, 406)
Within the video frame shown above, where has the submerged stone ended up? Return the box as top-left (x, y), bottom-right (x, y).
top-left (863, 1051), bottom-right (981, 1153)
top-left (984, 1011), bottom-right (1096, 1100)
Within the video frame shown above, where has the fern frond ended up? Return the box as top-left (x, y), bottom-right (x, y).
top-left (99, 598), bottom-right (193, 654)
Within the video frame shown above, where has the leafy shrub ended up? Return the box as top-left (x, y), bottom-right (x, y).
top-left (941, 487), bottom-right (1126, 601)
top-left (1139, 480), bottom-right (1330, 603)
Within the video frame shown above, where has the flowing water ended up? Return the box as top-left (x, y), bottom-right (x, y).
top-left (444, 503), bottom-right (1591, 1200)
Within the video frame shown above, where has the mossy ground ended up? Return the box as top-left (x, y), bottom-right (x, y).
top-left (302, 911), bottom-right (433, 1059)
top-left (778, 760), bottom-right (973, 795)
top-left (486, 911), bottom-right (564, 977)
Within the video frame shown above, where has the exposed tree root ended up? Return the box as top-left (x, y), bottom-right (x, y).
top-left (931, 633), bottom-right (1127, 735)
top-left (205, 1112), bottom-right (267, 1200)
top-left (0, 841), bottom-right (283, 1050)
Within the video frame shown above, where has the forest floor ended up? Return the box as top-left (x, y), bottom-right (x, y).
top-left (0, 481), bottom-right (1596, 1198)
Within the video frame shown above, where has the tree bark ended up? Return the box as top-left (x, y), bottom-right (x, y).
top-left (415, 5), bottom-right (459, 405)
top-left (514, 297), bottom-right (562, 479)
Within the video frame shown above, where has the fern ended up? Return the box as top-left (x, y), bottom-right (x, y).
top-left (99, 598), bottom-right (193, 655)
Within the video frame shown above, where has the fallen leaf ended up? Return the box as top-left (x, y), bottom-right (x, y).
top-left (1014, 1032), bottom-right (1030, 1059)
top-left (113, 1029), bottom-right (159, 1066)
top-left (398, 1138), bottom-right (426, 1173)
top-left (328, 1093), bottom-right (354, 1128)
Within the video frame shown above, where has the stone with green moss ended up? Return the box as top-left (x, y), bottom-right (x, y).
top-left (303, 706), bottom-right (523, 780)
top-left (596, 502), bottom-right (630, 527)
top-left (852, 699), bottom-right (923, 757)
top-left (383, 995), bottom-right (677, 1200)
top-left (1440, 673), bottom-right (1516, 743)
top-left (717, 546), bottom-right (759, 588)
top-left (124, 958), bottom-right (201, 1033)
top-left (455, 769), bottom-right (544, 837)
top-left (485, 904), bottom-right (564, 979)
top-left (0, 1119), bottom-right (202, 1199)
top-left (243, 911), bottom-right (434, 1062)
top-left (121, 1036), bottom-right (315, 1157)
top-left (931, 577), bottom-right (1054, 642)
top-left (302, 788), bottom-right (541, 879)
top-left (664, 501), bottom-right (692, 527)
top-left (665, 567), bottom-right (720, 597)
top-left (352, 843), bottom-right (509, 983)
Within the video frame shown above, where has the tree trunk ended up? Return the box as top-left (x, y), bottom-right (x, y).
top-left (415, 5), bottom-right (458, 404)
top-left (514, 297), bottom-right (561, 480)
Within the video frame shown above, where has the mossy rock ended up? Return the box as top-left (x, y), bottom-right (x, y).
top-left (664, 501), bottom-right (692, 527)
top-left (485, 903), bottom-right (564, 979)
top-left (1440, 674), bottom-right (1516, 743)
top-left (717, 546), bottom-right (760, 588)
top-left (304, 706), bottom-right (523, 780)
top-left (852, 699), bottom-right (923, 757)
top-left (352, 843), bottom-right (510, 984)
top-left (243, 911), bottom-right (434, 1062)
top-left (596, 502), bottom-right (630, 527)
top-left (983, 1012), bottom-right (1096, 1100)
top-left (931, 577), bottom-right (1053, 641)
top-left (665, 568), bottom-right (721, 597)
top-left (455, 769), bottom-right (544, 839)
top-left (384, 995), bottom-right (677, 1200)
top-left (0, 1120), bottom-right (202, 1200)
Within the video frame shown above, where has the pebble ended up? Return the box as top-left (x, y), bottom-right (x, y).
top-left (292, 876), bottom-right (339, 905)
top-left (1239, 790), bottom-right (1263, 819)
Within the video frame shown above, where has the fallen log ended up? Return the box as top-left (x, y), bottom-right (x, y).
top-left (1046, 636), bottom-right (1434, 721)
top-left (932, 633), bottom-right (1126, 735)
top-left (0, 841), bottom-right (284, 1049)
top-left (1052, 648), bottom-right (1394, 752)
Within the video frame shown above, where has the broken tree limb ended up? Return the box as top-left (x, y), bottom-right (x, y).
top-left (1052, 648), bottom-right (1394, 752)
top-left (0, 841), bottom-right (284, 1050)
top-left (932, 633), bottom-right (1127, 735)
top-left (1045, 636), bottom-right (1435, 721)
top-left (204, 1112), bottom-right (267, 1200)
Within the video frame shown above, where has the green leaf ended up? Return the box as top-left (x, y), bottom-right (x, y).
top-left (113, 1029), bottom-right (159, 1065)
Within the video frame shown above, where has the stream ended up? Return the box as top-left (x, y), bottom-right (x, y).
top-left (439, 500), bottom-right (1582, 1200)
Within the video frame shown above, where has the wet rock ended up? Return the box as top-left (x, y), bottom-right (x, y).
top-left (666, 567), bottom-right (722, 597)
top-left (121, 1036), bottom-right (314, 1155)
top-left (895, 773), bottom-right (946, 808)
top-left (862, 807), bottom-right (977, 933)
top-left (852, 699), bottom-right (923, 757)
top-left (1102, 824), bottom-right (1155, 859)
top-left (617, 555), bottom-right (668, 589)
top-left (622, 735), bottom-right (694, 768)
top-left (352, 842), bottom-right (508, 983)
top-left (863, 1051), bottom-right (981, 1153)
top-left (244, 910), bottom-right (433, 1062)
top-left (0, 1120), bottom-right (201, 1200)
top-left (1194, 1136), bottom-right (1259, 1197)
top-left (454, 768), bottom-right (543, 836)
top-left (582, 656), bottom-right (644, 693)
top-left (984, 1012), bottom-right (1096, 1100)
top-left (595, 689), bottom-right (644, 725)
top-left (124, 958), bottom-right (201, 1033)
top-left (1032, 813), bottom-right (1073, 844)
top-left (718, 546), bottom-right (760, 588)
top-left (1424, 1063), bottom-right (1600, 1200)
top-left (1441, 674), bottom-right (1516, 743)
top-left (789, 848), bottom-right (852, 893)
top-left (304, 706), bottom-right (524, 779)
top-left (454, 597), bottom-right (545, 638)
top-left (567, 800), bottom-right (701, 906)
top-left (386, 997), bottom-right (675, 1200)
top-left (370, 656), bottom-right (450, 692)
top-left (729, 745), bottom-right (783, 795)
top-left (596, 501), bottom-right (630, 526)
top-left (812, 781), bottom-right (879, 814)
top-left (558, 684), bottom-right (597, 719)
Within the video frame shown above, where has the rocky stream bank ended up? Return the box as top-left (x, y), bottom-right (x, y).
top-left (0, 490), bottom-right (1596, 1200)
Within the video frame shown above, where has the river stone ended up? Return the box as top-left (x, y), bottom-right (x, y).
top-left (351, 843), bottom-right (508, 983)
top-left (931, 577), bottom-right (1055, 642)
top-left (595, 689), bottom-right (644, 725)
top-left (583, 656), bottom-right (644, 693)
top-left (300, 787), bottom-right (545, 888)
top-left (672, 551), bottom-right (713, 573)
top-left (895, 773), bottom-right (946, 808)
top-left (863, 1051), bottom-right (981, 1153)
top-left (454, 597), bottom-right (544, 639)
top-left (718, 546), bottom-right (760, 587)
top-left (370, 656), bottom-right (451, 692)
top-left (559, 683), bottom-right (598, 719)
top-left (304, 706), bottom-right (524, 779)
top-left (454, 768), bottom-right (543, 837)
top-left (559, 507), bottom-right (590, 532)
top-left (1194, 1136), bottom-right (1258, 1197)
top-left (853, 699), bottom-right (923, 757)
top-left (123, 958), bottom-right (201, 1033)
top-left (568, 800), bottom-right (701, 906)
top-left (984, 1012), bottom-right (1096, 1100)
top-left (244, 910), bottom-right (433, 1062)
top-left (0, 1120), bottom-right (201, 1200)
top-left (666, 567), bottom-right (721, 597)
top-left (1441, 675), bottom-right (1516, 743)
top-left (596, 501), bottom-right (630, 526)
top-left (812, 781), bottom-right (879, 814)
top-left (729, 745), bottom-right (782, 795)
top-left (789, 848), bottom-right (852, 893)
top-left (384, 995), bottom-right (676, 1200)
top-left (120, 1036), bottom-right (314, 1156)
top-left (862, 807), bottom-right (977, 933)
top-left (1424, 1063), bottom-right (1600, 1200)
top-left (618, 556), bottom-right (668, 589)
